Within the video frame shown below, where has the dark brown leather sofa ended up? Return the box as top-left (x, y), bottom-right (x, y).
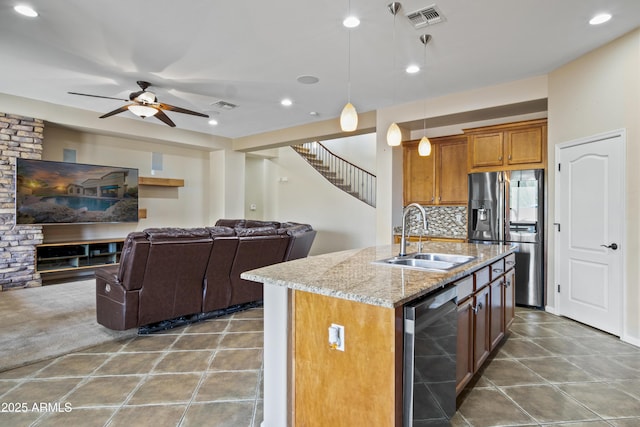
top-left (95, 220), bottom-right (315, 330)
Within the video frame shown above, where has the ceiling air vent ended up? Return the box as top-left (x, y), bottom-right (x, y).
top-left (406, 4), bottom-right (445, 29)
top-left (211, 100), bottom-right (238, 110)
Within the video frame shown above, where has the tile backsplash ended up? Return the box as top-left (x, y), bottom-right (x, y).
top-left (394, 205), bottom-right (467, 238)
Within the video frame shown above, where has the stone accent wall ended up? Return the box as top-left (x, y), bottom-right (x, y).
top-left (0, 113), bottom-right (44, 290)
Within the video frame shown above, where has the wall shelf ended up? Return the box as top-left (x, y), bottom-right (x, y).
top-left (138, 177), bottom-right (184, 187)
top-left (36, 238), bottom-right (124, 275)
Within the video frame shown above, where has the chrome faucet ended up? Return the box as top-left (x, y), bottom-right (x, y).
top-left (399, 203), bottom-right (428, 257)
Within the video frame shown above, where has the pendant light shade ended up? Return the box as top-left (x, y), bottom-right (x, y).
top-left (387, 122), bottom-right (402, 146)
top-left (340, 102), bottom-right (358, 132)
top-left (418, 136), bottom-right (432, 156)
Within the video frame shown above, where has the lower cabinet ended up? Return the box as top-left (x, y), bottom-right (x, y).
top-left (456, 253), bottom-right (516, 395)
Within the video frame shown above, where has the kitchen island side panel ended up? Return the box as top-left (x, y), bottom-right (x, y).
top-left (293, 290), bottom-right (403, 426)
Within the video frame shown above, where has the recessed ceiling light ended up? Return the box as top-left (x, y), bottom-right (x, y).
top-left (208, 119), bottom-right (218, 126)
top-left (14, 4), bottom-right (38, 17)
top-left (406, 65), bottom-right (420, 74)
top-left (281, 98), bottom-right (293, 107)
top-left (343, 16), bottom-right (360, 28)
top-left (297, 75), bottom-right (320, 85)
top-left (309, 111), bottom-right (319, 116)
top-left (589, 13), bottom-right (612, 25)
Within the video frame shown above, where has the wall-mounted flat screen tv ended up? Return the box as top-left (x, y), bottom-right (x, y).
top-left (15, 159), bottom-right (138, 225)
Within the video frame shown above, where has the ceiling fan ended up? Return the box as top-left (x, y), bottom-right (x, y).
top-left (68, 80), bottom-right (209, 127)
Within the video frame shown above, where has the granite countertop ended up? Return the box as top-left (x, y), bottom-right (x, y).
top-left (242, 241), bottom-right (515, 308)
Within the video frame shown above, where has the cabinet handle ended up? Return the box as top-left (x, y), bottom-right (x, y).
top-left (472, 302), bottom-right (483, 314)
top-left (502, 279), bottom-right (510, 288)
top-left (508, 155), bottom-right (512, 160)
top-left (506, 260), bottom-right (515, 266)
top-left (493, 268), bottom-right (504, 274)
top-left (498, 156), bottom-right (503, 161)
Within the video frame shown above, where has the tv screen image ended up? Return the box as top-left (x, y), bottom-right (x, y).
top-left (16, 159), bottom-right (139, 225)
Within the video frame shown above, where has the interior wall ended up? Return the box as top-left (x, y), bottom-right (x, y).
top-left (547, 28), bottom-right (640, 344)
top-left (245, 156), bottom-right (266, 220)
top-left (261, 146), bottom-right (376, 255)
top-left (43, 125), bottom-right (212, 242)
top-left (321, 133), bottom-right (377, 174)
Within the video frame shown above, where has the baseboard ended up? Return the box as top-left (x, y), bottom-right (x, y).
top-left (544, 305), bottom-right (558, 315)
top-left (621, 334), bottom-right (640, 348)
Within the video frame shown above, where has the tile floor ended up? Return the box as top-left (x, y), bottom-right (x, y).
top-left (1, 307), bottom-right (639, 426)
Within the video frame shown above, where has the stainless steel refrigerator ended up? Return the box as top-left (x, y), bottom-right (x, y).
top-left (468, 169), bottom-right (544, 308)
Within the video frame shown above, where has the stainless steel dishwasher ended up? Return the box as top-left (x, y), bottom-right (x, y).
top-left (403, 285), bottom-right (457, 426)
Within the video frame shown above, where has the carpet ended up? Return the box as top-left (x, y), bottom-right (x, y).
top-left (0, 279), bottom-right (137, 372)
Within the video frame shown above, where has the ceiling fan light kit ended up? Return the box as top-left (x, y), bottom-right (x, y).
top-left (68, 80), bottom-right (209, 128)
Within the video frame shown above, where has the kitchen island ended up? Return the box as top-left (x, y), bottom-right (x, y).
top-left (242, 241), bottom-right (515, 427)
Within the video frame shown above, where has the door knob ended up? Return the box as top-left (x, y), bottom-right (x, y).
top-left (601, 243), bottom-right (618, 250)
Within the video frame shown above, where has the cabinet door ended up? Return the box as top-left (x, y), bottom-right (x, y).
top-left (456, 298), bottom-right (474, 395)
top-left (473, 285), bottom-right (491, 372)
top-left (504, 269), bottom-right (516, 329)
top-left (403, 142), bottom-right (435, 205)
top-left (437, 137), bottom-right (468, 205)
top-left (489, 278), bottom-right (505, 351)
top-left (469, 132), bottom-right (503, 169)
top-left (505, 125), bottom-right (544, 165)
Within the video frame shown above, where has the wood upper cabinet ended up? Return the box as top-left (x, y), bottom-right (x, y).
top-left (403, 140), bottom-right (435, 205)
top-left (403, 135), bottom-right (468, 206)
top-left (466, 119), bottom-right (547, 172)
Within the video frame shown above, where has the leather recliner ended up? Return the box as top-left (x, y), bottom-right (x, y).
top-left (95, 220), bottom-right (316, 330)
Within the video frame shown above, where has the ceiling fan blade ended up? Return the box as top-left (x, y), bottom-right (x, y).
top-left (159, 103), bottom-right (209, 118)
top-left (68, 92), bottom-right (129, 102)
top-left (154, 110), bottom-right (176, 127)
top-left (99, 105), bottom-right (132, 119)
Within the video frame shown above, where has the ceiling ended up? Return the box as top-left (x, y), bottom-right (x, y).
top-left (1, 0), bottom-right (639, 139)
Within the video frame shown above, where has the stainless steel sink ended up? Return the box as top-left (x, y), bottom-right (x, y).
top-left (373, 253), bottom-right (476, 272)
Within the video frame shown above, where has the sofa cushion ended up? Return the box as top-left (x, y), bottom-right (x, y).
top-left (144, 227), bottom-right (211, 242)
top-left (206, 226), bottom-right (235, 237)
top-left (235, 226), bottom-right (279, 237)
top-left (215, 219), bottom-right (245, 228)
top-left (245, 220), bottom-right (281, 229)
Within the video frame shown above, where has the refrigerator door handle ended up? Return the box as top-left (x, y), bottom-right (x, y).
top-left (498, 171), bottom-right (505, 242)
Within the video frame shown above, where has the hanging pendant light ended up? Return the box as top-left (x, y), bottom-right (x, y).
top-left (340, 0), bottom-right (358, 132)
top-left (387, 122), bottom-right (402, 146)
top-left (418, 136), bottom-right (432, 156)
top-left (386, 2), bottom-right (402, 146)
top-left (340, 102), bottom-right (358, 131)
top-left (418, 33), bottom-right (432, 157)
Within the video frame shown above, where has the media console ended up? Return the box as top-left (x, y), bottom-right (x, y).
top-left (36, 238), bottom-right (125, 283)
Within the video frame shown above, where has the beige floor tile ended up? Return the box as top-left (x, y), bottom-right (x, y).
top-left (172, 334), bottom-right (222, 351)
top-left (541, 422), bottom-right (613, 427)
top-left (479, 359), bottom-right (546, 386)
top-left (558, 382), bottom-right (640, 418)
top-left (457, 388), bottom-right (535, 427)
top-left (1, 378), bottom-right (80, 404)
top-left (233, 309), bottom-right (263, 320)
top-left (607, 419), bottom-right (640, 426)
top-left (108, 404), bottom-right (187, 427)
top-left (76, 338), bottom-right (132, 354)
top-left (33, 407), bottom-right (115, 427)
top-left (496, 337), bottom-right (553, 358)
top-left (34, 354), bottom-right (110, 378)
top-left (121, 335), bottom-right (178, 352)
top-left (209, 349), bottom-right (263, 371)
top-left (1, 409), bottom-right (52, 426)
top-left (227, 319), bottom-right (264, 333)
top-left (518, 357), bottom-right (595, 383)
top-left (565, 356), bottom-right (640, 380)
top-left (95, 352), bottom-right (163, 375)
top-left (65, 375), bottom-right (142, 407)
top-left (127, 373), bottom-right (202, 405)
top-left (185, 319), bottom-right (229, 334)
top-left (502, 384), bottom-right (598, 423)
top-left (218, 332), bottom-right (263, 349)
top-left (181, 401), bottom-right (255, 427)
top-left (153, 350), bottom-right (213, 373)
top-left (195, 371), bottom-right (259, 402)
top-left (532, 337), bottom-right (594, 356)
top-left (0, 359), bottom-right (53, 379)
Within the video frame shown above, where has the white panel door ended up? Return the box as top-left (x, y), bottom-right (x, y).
top-left (557, 132), bottom-right (624, 336)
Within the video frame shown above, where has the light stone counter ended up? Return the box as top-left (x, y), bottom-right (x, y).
top-left (242, 241), bottom-right (515, 308)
